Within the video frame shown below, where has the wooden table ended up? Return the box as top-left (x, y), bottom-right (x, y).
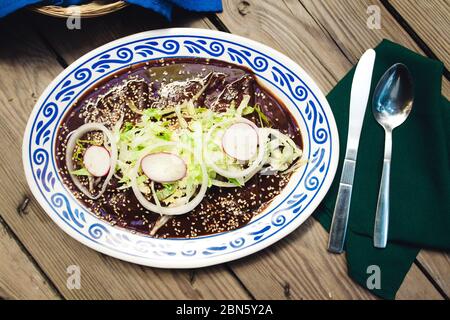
top-left (0, 0), bottom-right (448, 300)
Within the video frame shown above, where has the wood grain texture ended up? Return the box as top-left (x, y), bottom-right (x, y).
top-left (229, 219), bottom-right (377, 299)
top-left (417, 251), bottom-right (450, 297)
top-left (0, 219), bottom-right (60, 300)
top-left (298, 0), bottom-right (449, 97)
top-left (32, 7), bottom-right (216, 64)
top-left (217, 0), bottom-right (446, 299)
top-left (389, 0), bottom-right (450, 70)
top-left (0, 11), bottom-right (248, 300)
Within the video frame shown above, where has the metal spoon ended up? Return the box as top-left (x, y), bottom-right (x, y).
top-left (372, 63), bottom-right (414, 248)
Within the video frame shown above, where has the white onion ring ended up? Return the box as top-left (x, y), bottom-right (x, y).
top-left (258, 127), bottom-right (303, 174)
top-left (204, 117), bottom-right (267, 179)
top-left (130, 142), bottom-right (208, 216)
top-left (263, 128), bottom-right (301, 150)
top-left (211, 127), bottom-right (303, 186)
top-left (65, 123), bottom-right (118, 200)
top-left (150, 215), bottom-right (171, 236)
top-left (211, 128), bottom-right (272, 187)
top-left (150, 181), bottom-right (162, 208)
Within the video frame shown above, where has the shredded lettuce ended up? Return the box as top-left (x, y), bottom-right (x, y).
top-left (114, 98), bottom-right (303, 205)
top-left (72, 143), bottom-right (84, 162)
top-left (227, 178), bottom-right (243, 187)
top-left (241, 106), bottom-right (254, 115)
top-left (70, 167), bottom-right (90, 176)
top-left (254, 104), bottom-right (271, 127)
top-left (143, 108), bottom-right (163, 121)
top-left (155, 183), bottom-right (176, 201)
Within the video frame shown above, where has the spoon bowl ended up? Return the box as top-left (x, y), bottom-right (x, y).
top-left (372, 63), bottom-right (414, 248)
top-left (373, 63), bottom-right (414, 130)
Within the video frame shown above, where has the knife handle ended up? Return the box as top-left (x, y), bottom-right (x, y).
top-left (328, 158), bottom-right (356, 253)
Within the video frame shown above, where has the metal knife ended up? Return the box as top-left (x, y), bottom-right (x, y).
top-left (328, 49), bottom-right (376, 253)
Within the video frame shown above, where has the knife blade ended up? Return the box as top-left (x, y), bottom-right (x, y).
top-left (328, 49), bottom-right (376, 253)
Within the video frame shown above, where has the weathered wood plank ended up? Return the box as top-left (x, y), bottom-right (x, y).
top-left (229, 219), bottom-right (377, 299)
top-left (297, 0), bottom-right (449, 97)
top-left (0, 11), bottom-right (248, 300)
top-left (0, 219), bottom-right (60, 300)
top-left (417, 251), bottom-right (450, 298)
top-left (228, 218), bottom-right (442, 300)
top-left (398, 263), bottom-right (444, 300)
top-left (389, 0), bottom-right (450, 70)
top-left (32, 7), bottom-right (216, 63)
top-left (217, 0), bottom-right (445, 299)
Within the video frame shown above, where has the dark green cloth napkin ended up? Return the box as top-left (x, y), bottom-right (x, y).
top-left (313, 39), bottom-right (450, 299)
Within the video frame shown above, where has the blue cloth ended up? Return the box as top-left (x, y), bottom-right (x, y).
top-left (0, 0), bottom-right (222, 19)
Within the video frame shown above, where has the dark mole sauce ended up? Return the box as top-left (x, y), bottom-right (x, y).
top-left (55, 58), bottom-right (302, 238)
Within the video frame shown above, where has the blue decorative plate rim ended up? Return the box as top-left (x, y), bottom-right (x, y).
top-left (22, 28), bottom-right (339, 268)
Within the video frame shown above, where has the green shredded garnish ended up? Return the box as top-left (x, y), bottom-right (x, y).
top-left (70, 168), bottom-right (90, 176)
top-left (72, 144), bottom-right (84, 162)
top-left (78, 139), bottom-right (102, 146)
top-left (227, 178), bottom-right (242, 187)
top-left (254, 104), bottom-right (271, 127)
top-left (122, 121), bottom-right (134, 132)
top-left (157, 130), bottom-right (171, 141)
top-left (241, 106), bottom-right (254, 115)
top-left (143, 108), bottom-right (163, 121)
top-left (156, 183), bottom-right (176, 200)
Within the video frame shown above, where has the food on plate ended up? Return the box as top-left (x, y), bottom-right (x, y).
top-left (56, 58), bottom-right (305, 238)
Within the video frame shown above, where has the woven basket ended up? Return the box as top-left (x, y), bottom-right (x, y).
top-left (32, 1), bottom-right (128, 18)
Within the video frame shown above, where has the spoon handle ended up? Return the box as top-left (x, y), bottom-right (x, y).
top-left (374, 130), bottom-right (392, 248)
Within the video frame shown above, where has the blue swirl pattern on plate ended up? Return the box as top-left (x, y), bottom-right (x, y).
top-left (134, 40), bottom-right (180, 58)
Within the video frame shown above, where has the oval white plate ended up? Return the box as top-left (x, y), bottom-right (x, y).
top-left (23, 28), bottom-right (339, 268)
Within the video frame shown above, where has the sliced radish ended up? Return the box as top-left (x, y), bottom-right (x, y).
top-left (141, 153), bottom-right (187, 183)
top-left (83, 145), bottom-right (111, 177)
top-left (66, 123), bottom-right (117, 199)
top-left (131, 141), bottom-right (208, 216)
top-left (222, 122), bottom-right (258, 161)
